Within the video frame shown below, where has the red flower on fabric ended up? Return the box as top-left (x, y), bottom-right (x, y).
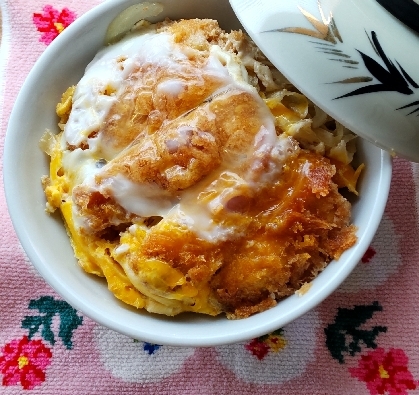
top-left (349, 348), bottom-right (418, 395)
top-left (0, 336), bottom-right (52, 390)
top-left (33, 5), bottom-right (76, 45)
top-left (245, 339), bottom-right (270, 360)
top-left (246, 330), bottom-right (288, 360)
top-left (362, 246), bottom-right (377, 263)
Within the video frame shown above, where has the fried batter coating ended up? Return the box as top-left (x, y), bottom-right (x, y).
top-left (97, 19), bottom-right (232, 156)
top-left (119, 151), bottom-right (356, 319)
top-left (72, 89), bottom-right (275, 233)
top-left (210, 153), bottom-right (356, 318)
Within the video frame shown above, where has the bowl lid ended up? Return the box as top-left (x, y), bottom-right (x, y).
top-left (229, 0), bottom-right (419, 162)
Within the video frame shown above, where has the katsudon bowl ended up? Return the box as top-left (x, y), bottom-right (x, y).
top-left (3, 0), bottom-right (392, 346)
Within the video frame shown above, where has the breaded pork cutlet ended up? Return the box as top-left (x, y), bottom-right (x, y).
top-left (43, 19), bottom-right (359, 318)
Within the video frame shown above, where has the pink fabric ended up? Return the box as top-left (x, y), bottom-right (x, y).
top-left (1, 1), bottom-right (419, 394)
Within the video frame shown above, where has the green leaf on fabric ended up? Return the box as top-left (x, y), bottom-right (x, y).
top-left (21, 296), bottom-right (83, 349)
top-left (324, 301), bottom-right (387, 364)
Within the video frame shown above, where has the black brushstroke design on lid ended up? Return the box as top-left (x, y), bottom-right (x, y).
top-left (376, 0), bottom-right (419, 34)
top-left (333, 31), bottom-right (419, 116)
top-left (264, 2), bottom-right (419, 116)
top-left (397, 100), bottom-right (419, 116)
top-left (335, 31), bottom-right (417, 99)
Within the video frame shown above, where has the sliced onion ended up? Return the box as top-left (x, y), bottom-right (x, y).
top-left (39, 130), bottom-right (56, 156)
top-left (105, 2), bottom-right (164, 44)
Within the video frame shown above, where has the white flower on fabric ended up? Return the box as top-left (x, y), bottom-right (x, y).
top-left (337, 214), bottom-right (401, 293)
top-left (214, 310), bottom-right (319, 385)
top-left (93, 325), bottom-right (195, 383)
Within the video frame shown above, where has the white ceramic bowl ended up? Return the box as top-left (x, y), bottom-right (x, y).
top-left (3, 0), bottom-right (392, 346)
top-left (231, 0), bottom-right (419, 162)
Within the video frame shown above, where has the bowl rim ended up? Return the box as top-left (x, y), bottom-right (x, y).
top-left (3, 0), bottom-right (393, 346)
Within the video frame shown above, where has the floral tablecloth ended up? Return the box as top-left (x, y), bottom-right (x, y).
top-left (1, 1), bottom-right (419, 394)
